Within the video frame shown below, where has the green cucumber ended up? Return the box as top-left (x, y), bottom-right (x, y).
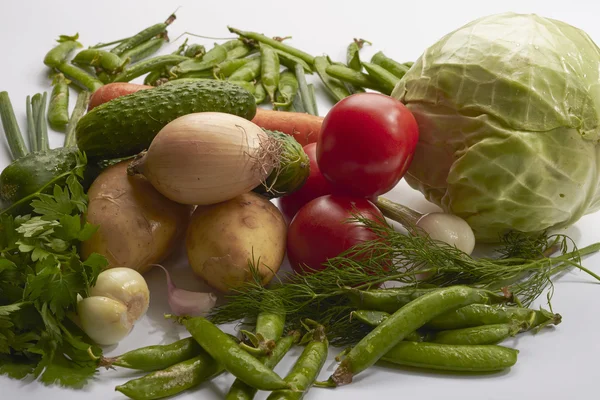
top-left (75, 80), bottom-right (257, 159)
top-left (253, 130), bottom-right (309, 198)
top-left (0, 147), bottom-right (86, 215)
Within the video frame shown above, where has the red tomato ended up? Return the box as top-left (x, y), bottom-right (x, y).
top-left (316, 92), bottom-right (419, 198)
top-left (278, 143), bottom-right (333, 222)
top-left (286, 195), bottom-right (384, 274)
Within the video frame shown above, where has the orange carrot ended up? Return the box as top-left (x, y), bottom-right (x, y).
top-left (88, 82), bottom-right (152, 110)
top-left (251, 109), bottom-right (324, 147)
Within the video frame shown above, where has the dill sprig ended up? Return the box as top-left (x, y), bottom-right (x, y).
top-left (209, 215), bottom-right (600, 346)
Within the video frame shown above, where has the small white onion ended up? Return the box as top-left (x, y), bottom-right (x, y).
top-left (128, 112), bottom-right (277, 205)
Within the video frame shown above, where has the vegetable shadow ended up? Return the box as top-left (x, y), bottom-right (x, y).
top-left (143, 244), bottom-right (225, 343)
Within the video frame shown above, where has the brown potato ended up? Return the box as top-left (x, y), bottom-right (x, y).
top-left (186, 192), bottom-right (287, 292)
top-left (81, 161), bottom-right (193, 274)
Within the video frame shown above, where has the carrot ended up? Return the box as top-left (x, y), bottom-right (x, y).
top-left (251, 108), bottom-right (323, 147)
top-left (88, 82), bottom-right (151, 110)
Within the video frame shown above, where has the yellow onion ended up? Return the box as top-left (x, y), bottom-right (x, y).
top-left (128, 112), bottom-right (278, 205)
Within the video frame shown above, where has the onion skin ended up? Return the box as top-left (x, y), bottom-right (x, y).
top-left (128, 112), bottom-right (275, 206)
top-left (186, 192), bottom-right (287, 292)
top-left (81, 161), bottom-right (193, 274)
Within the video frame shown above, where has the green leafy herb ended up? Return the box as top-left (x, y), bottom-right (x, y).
top-left (0, 171), bottom-right (108, 387)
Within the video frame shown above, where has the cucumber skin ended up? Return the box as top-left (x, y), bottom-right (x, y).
top-left (0, 147), bottom-right (80, 213)
top-left (75, 80), bottom-right (257, 159)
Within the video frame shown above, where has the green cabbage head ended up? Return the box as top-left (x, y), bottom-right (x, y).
top-left (392, 12), bottom-right (600, 242)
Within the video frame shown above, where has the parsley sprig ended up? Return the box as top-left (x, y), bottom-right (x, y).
top-left (0, 165), bottom-right (108, 388)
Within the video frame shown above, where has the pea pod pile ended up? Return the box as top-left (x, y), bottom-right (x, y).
top-left (100, 284), bottom-right (562, 399)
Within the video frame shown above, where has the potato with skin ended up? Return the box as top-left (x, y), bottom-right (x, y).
top-left (81, 161), bottom-right (193, 274)
top-left (186, 192), bottom-right (287, 292)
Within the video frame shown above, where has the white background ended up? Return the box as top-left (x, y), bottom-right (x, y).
top-left (1, 0), bottom-right (600, 399)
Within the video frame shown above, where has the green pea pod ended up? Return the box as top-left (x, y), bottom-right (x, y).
top-left (350, 310), bottom-right (427, 342)
top-left (228, 57), bottom-right (261, 82)
top-left (344, 39), bottom-right (369, 94)
top-left (314, 56), bottom-right (350, 102)
top-left (274, 48), bottom-right (312, 74)
top-left (214, 58), bottom-right (251, 79)
top-left (44, 35), bottom-right (82, 68)
top-left (144, 68), bottom-right (167, 86)
top-left (347, 38), bottom-right (370, 71)
top-left (115, 349), bottom-right (224, 400)
top-left (274, 70), bottom-right (298, 109)
top-left (229, 27), bottom-right (315, 67)
top-left (370, 51), bottom-right (410, 79)
top-left (295, 64), bottom-right (316, 116)
top-left (121, 36), bottom-right (168, 64)
top-left (325, 64), bottom-right (385, 92)
top-left (184, 43), bottom-right (206, 58)
top-left (226, 45), bottom-right (252, 60)
top-left (47, 73), bottom-right (70, 130)
top-left (426, 304), bottom-right (562, 331)
top-left (350, 309), bottom-right (390, 326)
top-left (222, 39), bottom-right (245, 51)
top-left (226, 332), bottom-right (300, 400)
top-left (307, 84), bottom-right (318, 115)
top-left (72, 49), bottom-right (126, 73)
top-left (362, 62), bottom-right (400, 94)
top-left (267, 325), bottom-right (328, 400)
top-left (113, 55), bottom-right (188, 82)
top-left (183, 317), bottom-right (290, 391)
top-left (351, 310), bottom-right (518, 344)
top-left (328, 286), bottom-right (508, 386)
top-left (344, 286), bottom-right (441, 313)
top-left (254, 81), bottom-right (267, 104)
top-left (102, 337), bottom-right (203, 371)
top-left (230, 81), bottom-right (256, 95)
top-left (260, 44), bottom-right (280, 103)
top-left (431, 323), bottom-right (523, 345)
top-left (56, 63), bottom-right (103, 92)
top-left (242, 298), bottom-right (286, 356)
top-left (175, 44), bottom-right (228, 75)
top-left (111, 13), bottom-right (176, 56)
top-left (381, 342), bottom-right (518, 372)
top-left (403, 61), bottom-right (414, 68)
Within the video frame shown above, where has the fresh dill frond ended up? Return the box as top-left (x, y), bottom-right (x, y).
top-left (209, 213), bottom-right (600, 345)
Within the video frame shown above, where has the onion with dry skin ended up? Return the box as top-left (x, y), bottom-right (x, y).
top-left (128, 112), bottom-right (280, 205)
top-left (186, 192), bottom-right (287, 292)
top-left (81, 161), bottom-right (193, 274)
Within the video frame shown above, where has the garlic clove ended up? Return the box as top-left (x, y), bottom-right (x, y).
top-left (77, 296), bottom-right (133, 346)
top-left (153, 264), bottom-right (218, 317)
top-left (90, 267), bottom-right (150, 321)
top-left (168, 289), bottom-right (218, 317)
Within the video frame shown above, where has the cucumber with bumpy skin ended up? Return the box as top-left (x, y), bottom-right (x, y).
top-left (253, 130), bottom-right (309, 198)
top-left (75, 80), bottom-right (257, 159)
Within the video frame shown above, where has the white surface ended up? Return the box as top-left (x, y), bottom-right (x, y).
top-left (1, 0), bottom-right (600, 399)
